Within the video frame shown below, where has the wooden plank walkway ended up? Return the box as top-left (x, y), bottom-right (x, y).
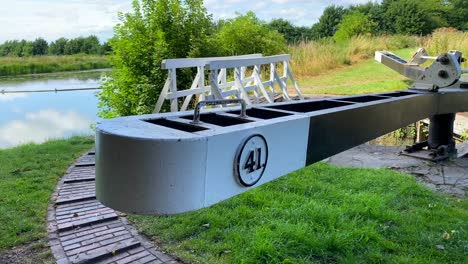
top-left (47, 150), bottom-right (179, 264)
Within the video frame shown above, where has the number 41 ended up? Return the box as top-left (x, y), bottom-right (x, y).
top-left (244, 148), bottom-right (263, 173)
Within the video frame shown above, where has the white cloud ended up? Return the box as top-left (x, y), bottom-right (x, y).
top-left (0, 109), bottom-right (91, 148)
top-left (0, 0), bottom-right (376, 42)
top-left (0, 0), bottom-right (132, 42)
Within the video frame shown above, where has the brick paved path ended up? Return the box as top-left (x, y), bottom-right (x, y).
top-left (47, 150), bottom-right (179, 264)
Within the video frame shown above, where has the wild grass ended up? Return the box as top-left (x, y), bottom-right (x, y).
top-left (0, 136), bottom-right (94, 250)
top-left (292, 31), bottom-right (468, 96)
top-left (299, 48), bottom-right (415, 95)
top-left (0, 55), bottom-right (110, 76)
top-left (425, 28), bottom-right (468, 69)
top-left (130, 162), bottom-right (468, 263)
top-left (289, 35), bottom-right (423, 79)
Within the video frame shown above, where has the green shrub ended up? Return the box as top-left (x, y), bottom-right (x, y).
top-left (215, 11), bottom-right (286, 56)
top-left (98, 0), bottom-right (215, 118)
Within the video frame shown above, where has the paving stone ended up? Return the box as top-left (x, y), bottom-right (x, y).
top-left (69, 238), bottom-right (140, 263)
top-left (57, 212), bottom-right (118, 232)
top-left (81, 233), bottom-right (114, 246)
top-left (56, 208), bottom-right (115, 224)
top-left (56, 202), bottom-right (102, 216)
top-left (56, 194), bottom-right (96, 205)
top-left (56, 204), bottom-right (106, 218)
top-left (328, 144), bottom-right (468, 197)
top-left (137, 255), bottom-right (159, 264)
top-left (154, 251), bottom-right (173, 262)
top-left (95, 251), bottom-right (131, 264)
top-left (115, 250), bottom-right (151, 264)
top-left (59, 221), bottom-right (113, 237)
top-left (94, 226), bottom-right (127, 237)
top-left (99, 234), bottom-right (133, 247)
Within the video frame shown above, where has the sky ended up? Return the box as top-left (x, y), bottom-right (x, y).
top-left (0, 0), bottom-right (372, 43)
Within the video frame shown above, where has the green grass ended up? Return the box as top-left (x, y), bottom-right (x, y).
top-left (298, 48), bottom-right (416, 95)
top-left (0, 136), bottom-right (94, 250)
top-left (130, 163), bottom-right (468, 264)
top-left (0, 55), bottom-right (110, 76)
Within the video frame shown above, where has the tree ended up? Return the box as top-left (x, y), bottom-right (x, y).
top-left (383, 0), bottom-right (447, 35)
top-left (81, 35), bottom-right (101, 54)
top-left (333, 11), bottom-right (377, 42)
top-left (64, 37), bottom-right (85, 54)
top-left (99, 0), bottom-right (215, 117)
top-left (349, 2), bottom-right (386, 33)
top-left (32, 38), bottom-right (48, 55)
top-left (20, 40), bottom-right (33, 56)
top-left (447, 0), bottom-right (468, 30)
top-left (49, 38), bottom-right (68, 55)
top-left (310, 5), bottom-right (347, 39)
top-left (215, 12), bottom-right (286, 55)
top-left (268, 19), bottom-right (314, 44)
top-left (100, 41), bottom-right (112, 55)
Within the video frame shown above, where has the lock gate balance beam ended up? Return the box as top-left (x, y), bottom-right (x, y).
top-left (96, 88), bottom-right (468, 215)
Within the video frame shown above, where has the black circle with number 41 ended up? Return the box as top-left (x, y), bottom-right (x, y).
top-left (234, 134), bottom-right (268, 187)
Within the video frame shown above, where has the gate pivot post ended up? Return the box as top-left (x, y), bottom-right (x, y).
top-left (403, 113), bottom-right (456, 161)
top-left (428, 113), bottom-right (456, 154)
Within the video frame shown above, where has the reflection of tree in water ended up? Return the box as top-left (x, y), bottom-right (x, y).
top-left (0, 69), bottom-right (110, 85)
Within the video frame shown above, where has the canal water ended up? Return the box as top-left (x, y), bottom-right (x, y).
top-left (0, 70), bottom-right (109, 149)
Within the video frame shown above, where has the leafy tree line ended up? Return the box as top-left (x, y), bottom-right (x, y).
top-left (269, 0), bottom-right (468, 44)
top-left (0, 36), bottom-right (112, 57)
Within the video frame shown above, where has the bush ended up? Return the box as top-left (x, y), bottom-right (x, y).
top-left (333, 11), bottom-right (377, 43)
top-left (98, 0), bottom-right (214, 118)
top-left (215, 11), bottom-right (286, 56)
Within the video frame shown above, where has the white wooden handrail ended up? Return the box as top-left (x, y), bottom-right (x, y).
top-left (154, 54), bottom-right (304, 113)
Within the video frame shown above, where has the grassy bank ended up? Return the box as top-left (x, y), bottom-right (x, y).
top-left (289, 35), bottom-right (422, 79)
top-left (130, 163), bottom-right (467, 263)
top-left (291, 30), bottom-right (468, 96)
top-left (0, 55), bottom-right (110, 76)
top-left (0, 136), bottom-right (93, 250)
top-left (299, 48), bottom-right (414, 95)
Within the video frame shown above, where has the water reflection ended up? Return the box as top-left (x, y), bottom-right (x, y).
top-left (0, 70), bottom-right (107, 149)
top-left (0, 109), bottom-right (90, 148)
top-left (0, 93), bottom-right (27, 101)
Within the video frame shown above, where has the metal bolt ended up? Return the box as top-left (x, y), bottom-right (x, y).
top-left (436, 55), bottom-right (449, 65)
top-left (438, 70), bottom-right (448, 79)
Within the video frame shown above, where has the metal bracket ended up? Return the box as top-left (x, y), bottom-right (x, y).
top-left (375, 49), bottom-right (467, 90)
top-left (192, 99), bottom-right (247, 124)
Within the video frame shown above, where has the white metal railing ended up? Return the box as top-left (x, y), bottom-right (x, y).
top-left (207, 54), bottom-right (304, 105)
top-left (153, 54), bottom-right (303, 113)
top-left (153, 54), bottom-right (261, 113)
